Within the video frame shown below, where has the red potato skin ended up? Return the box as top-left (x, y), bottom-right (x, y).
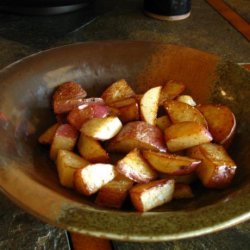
top-left (55, 124), bottom-right (78, 139)
top-left (187, 143), bottom-right (237, 189)
top-left (108, 121), bottom-right (166, 153)
top-left (67, 103), bottom-right (109, 130)
top-left (205, 166), bottom-right (236, 189)
top-left (53, 82), bottom-right (87, 114)
top-left (197, 104), bottom-right (236, 146)
top-left (50, 124), bottom-right (79, 160)
top-left (116, 149), bottom-right (158, 183)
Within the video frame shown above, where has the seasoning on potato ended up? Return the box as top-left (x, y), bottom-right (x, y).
top-left (39, 79), bottom-right (237, 212)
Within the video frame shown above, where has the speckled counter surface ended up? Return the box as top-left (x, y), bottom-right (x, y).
top-left (0, 1), bottom-right (249, 249)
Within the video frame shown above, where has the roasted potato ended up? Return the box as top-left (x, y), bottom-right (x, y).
top-left (165, 121), bottom-right (213, 152)
top-left (108, 121), bottom-right (166, 153)
top-left (78, 134), bottom-right (109, 163)
top-left (130, 179), bottom-right (175, 212)
top-left (74, 163), bottom-right (116, 196)
top-left (56, 149), bottom-right (89, 188)
top-left (50, 124), bottom-right (78, 160)
top-left (142, 150), bottom-right (201, 175)
top-left (187, 143), bottom-right (237, 189)
top-left (140, 86), bottom-right (162, 125)
top-left (53, 82), bottom-right (87, 114)
top-left (81, 117), bottom-right (122, 141)
top-left (101, 79), bottom-right (135, 104)
top-left (117, 149), bottom-right (158, 183)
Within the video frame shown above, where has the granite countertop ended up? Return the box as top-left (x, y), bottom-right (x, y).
top-left (0, 0), bottom-right (250, 249)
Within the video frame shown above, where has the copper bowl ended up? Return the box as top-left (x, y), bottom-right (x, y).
top-left (0, 41), bottom-right (249, 241)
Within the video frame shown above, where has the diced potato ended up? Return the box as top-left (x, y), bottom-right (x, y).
top-left (95, 174), bottom-right (134, 208)
top-left (110, 98), bottom-right (140, 123)
top-left (130, 179), bottom-right (175, 212)
top-left (140, 86), bottom-right (162, 125)
top-left (107, 121), bottom-right (166, 153)
top-left (38, 123), bottom-right (60, 144)
top-left (80, 117), bottom-right (122, 141)
top-left (117, 149), bottom-right (158, 183)
top-left (50, 124), bottom-right (78, 160)
top-left (164, 100), bottom-right (207, 128)
top-left (197, 104), bottom-right (236, 145)
top-left (56, 149), bottom-right (89, 188)
top-left (74, 163), bottom-right (116, 196)
top-left (165, 121), bottom-right (212, 152)
top-left (142, 151), bottom-right (200, 175)
top-left (78, 134), bottom-right (109, 163)
top-left (53, 82), bottom-right (87, 114)
top-left (159, 80), bottom-right (185, 105)
top-left (101, 79), bottom-right (135, 104)
top-left (118, 102), bottom-right (140, 123)
top-left (67, 103), bottom-right (109, 130)
top-left (187, 143), bottom-right (237, 189)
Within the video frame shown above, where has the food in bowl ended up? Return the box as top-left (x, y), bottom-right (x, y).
top-left (39, 79), bottom-right (237, 212)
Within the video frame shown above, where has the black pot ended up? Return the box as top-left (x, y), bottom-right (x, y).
top-left (0, 0), bottom-right (93, 15)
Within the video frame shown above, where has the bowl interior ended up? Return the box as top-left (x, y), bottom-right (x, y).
top-left (0, 41), bottom-right (249, 241)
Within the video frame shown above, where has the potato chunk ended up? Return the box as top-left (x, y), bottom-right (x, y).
top-left (187, 143), bottom-right (237, 189)
top-left (101, 79), bottom-right (135, 104)
top-left (159, 80), bottom-right (185, 105)
top-left (67, 103), bottom-right (109, 130)
top-left (197, 104), bottom-right (236, 145)
top-left (164, 100), bottom-right (207, 128)
top-left (50, 124), bottom-right (78, 160)
top-left (130, 179), bottom-right (175, 212)
top-left (142, 151), bottom-right (200, 175)
top-left (165, 121), bottom-right (212, 152)
top-left (78, 134), bottom-right (109, 163)
top-left (53, 82), bottom-right (87, 114)
top-left (74, 163), bottom-right (116, 195)
top-left (80, 117), bottom-right (122, 141)
top-left (108, 121), bottom-right (166, 153)
top-left (117, 149), bottom-right (158, 183)
top-left (56, 150), bottom-right (89, 188)
top-left (140, 86), bottom-right (161, 125)
top-left (95, 174), bottom-right (134, 209)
